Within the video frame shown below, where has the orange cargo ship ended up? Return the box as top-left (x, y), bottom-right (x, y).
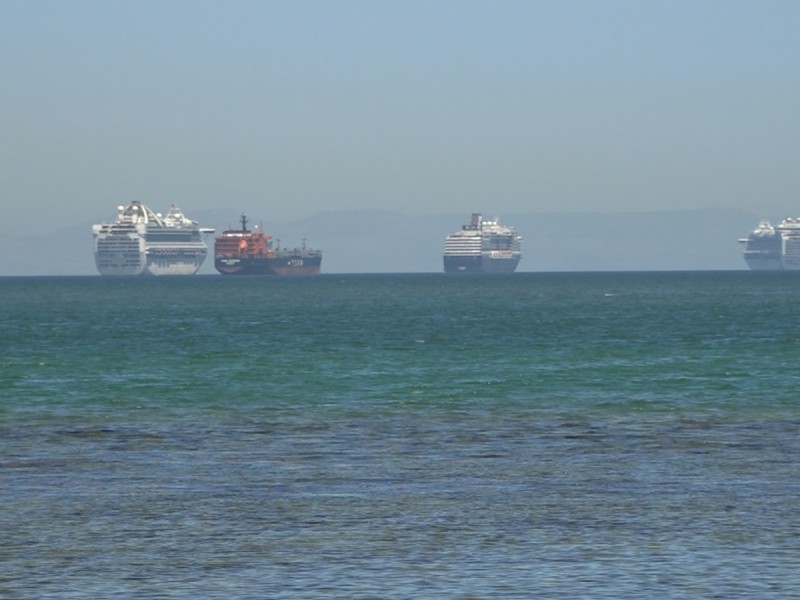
top-left (214, 214), bottom-right (322, 275)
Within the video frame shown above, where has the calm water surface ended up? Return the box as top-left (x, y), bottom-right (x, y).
top-left (1, 272), bottom-right (799, 598)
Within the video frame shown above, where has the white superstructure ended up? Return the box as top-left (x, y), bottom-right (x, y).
top-left (739, 217), bottom-right (800, 270)
top-left (92, 201), bottom-right (214, 276)
top-left (444, 213), bottom-right (522, 273)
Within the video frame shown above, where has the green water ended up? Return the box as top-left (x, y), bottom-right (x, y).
top-left (1, 272), bottom-right (799, 597)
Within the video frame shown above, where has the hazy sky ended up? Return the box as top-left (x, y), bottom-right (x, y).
top-left (2, 1), bottom-right (799, 232)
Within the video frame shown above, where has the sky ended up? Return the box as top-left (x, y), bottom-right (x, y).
top-left (2, 0), bottom-right (800, 233)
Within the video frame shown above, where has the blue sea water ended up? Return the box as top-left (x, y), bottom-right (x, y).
top-left (1, 271), bottom-right (800, 598)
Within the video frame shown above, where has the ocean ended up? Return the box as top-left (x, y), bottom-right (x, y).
top-left (1, 272), bottom-right (799, 598)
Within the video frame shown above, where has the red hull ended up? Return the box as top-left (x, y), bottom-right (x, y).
top-left (215, 255), bottom-right (322, 275)
top-left (214, 213), bottom-right (322, 275)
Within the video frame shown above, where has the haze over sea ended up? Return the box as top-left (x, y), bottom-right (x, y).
top-left (2, 272), bottom-right (799, 598)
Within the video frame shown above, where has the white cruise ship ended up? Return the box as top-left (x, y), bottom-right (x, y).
top-left (92, 201), bottom-right (214, 276)
top-left (443, 213), bottom-right (522, 273)
top-left (739, 217), bottom-right (800, 270)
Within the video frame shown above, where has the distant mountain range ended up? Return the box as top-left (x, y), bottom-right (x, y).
top-left (0, 208), bottom-right (762, 276)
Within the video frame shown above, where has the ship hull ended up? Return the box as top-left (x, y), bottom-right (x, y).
top-left (743, 252), bottom-right (783, 270)
top-left (215, 255), bottom-right (322, 275)
top-left (95, 262), bottom-right (147, 276)
top-left (443, 255), bottom-right (482, 273)
top-left (270, 255), bottom-right (322, 275)
top-left (145, 249), bottom-right (208, 276)
top-left (481, 258), bottom-right (520, 273)
top-left (444, 255), bottom-right (520, 274)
